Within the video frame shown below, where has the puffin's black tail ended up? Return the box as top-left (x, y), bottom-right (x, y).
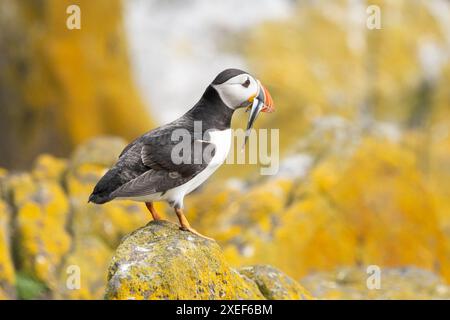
top-left (88, 192), bottom-right (111, 204)
top-left (88, 166), bottom-right (122, 204)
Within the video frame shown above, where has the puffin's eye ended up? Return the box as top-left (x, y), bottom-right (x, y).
top-left (242, 78), bottom-right (250, 88)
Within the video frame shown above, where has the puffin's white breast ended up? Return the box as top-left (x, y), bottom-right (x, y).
top-left (165, 129), bottom-right (232, 204)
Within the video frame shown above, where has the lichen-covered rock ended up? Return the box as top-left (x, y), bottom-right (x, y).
top-left (185, 181), bottom-right (244, 232)
top-left (302, 266), bottom-right (450, 300)
top-left (239, 265), bottom-right (312, 300)
top-left (105, 221), bottom-right (264, 300)
top-left (68, 136), bottom-right (127, 170)
top-left (53, 137), bottom-right (151, 299)
top-left (7, 173), bottom-right (71, 289)
top-left (199, 178), bottom-right (293, 260)
top-left (1, 169), bottom-right (17, 299)
top-left (31, 154), bottom-right (68, 182)
top-left (56, 237), bottom-right (112, 300)
top-left (210, 137), bottom-right (450, 283)
top-left (0, 200), bottom-right (15, 299)
top-left (66, 163), bottom-right (150, 247)
top-left (2, 131), bottom-right (450, 300)
top-left (66, 137), bottom-right (151, 247)
top-left (215, 178), bottom-right (293, 238)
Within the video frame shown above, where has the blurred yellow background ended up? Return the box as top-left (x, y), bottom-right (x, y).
top-left (0, 0), bottom-right (449, 299)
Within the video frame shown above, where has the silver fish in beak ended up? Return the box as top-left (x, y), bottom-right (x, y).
top-left (243, 80), bottom-right (274, 148)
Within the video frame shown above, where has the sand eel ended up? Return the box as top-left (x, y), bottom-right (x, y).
top-left (89, 69), bottom-right (274, 240)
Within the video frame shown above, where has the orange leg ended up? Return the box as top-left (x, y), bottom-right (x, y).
top-left (145, 202), bottom-right (162, 221)
top-left (175, 207), bottom-right (214, 241)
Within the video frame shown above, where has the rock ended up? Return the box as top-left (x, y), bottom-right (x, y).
top-left (105, 221), bottom-right (312, 300)
top-left (53, 137), bottom-right (150, 299)
top-left (199, 178), bottom-right (293, 260)
top-left (1, 133), bottom-right (449, 299)
top-left (184, 180), bottom-right (246, 233)
top-left (56, 237), bottom-right (112, 300)
top-left (209, 137), bottom-right (450, 283)
top-left (7, 173), bottom-right (71, 290)
top-left (215, 178), bottom-right (293, 239)
top-left (302, 266), bottom-right (450, 300)
top-left (105, 221), bottom-right (263, 300)
top-left (66, 137), bottom-right (150, 248)
top-left (32, 154), bottom-right (68, 182)
top-left (68, 137), bottom-right (127, 170)
top-left (0, 200), bottom-right (15, 299)
top-left (239, 265), bottom-right (313, 300)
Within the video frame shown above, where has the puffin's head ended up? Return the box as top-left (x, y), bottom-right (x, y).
top-left (211, 69), bottom-right (274, 142)
top-left (211, 68), bottom-right (274, 113)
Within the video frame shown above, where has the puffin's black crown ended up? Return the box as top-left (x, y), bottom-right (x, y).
top-left (212, 68), bottom-right (248, 85)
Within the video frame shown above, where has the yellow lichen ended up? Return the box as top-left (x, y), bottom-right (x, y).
top-left (0, 200), bottom-right (16, 299)
top-left (56, 237), bottom-right (112, 300)
top-left (214, 137), bottom-right (450, 282)
top-left (239, 265), bottom-right (313, 300)
top-left (8, 174), bottom-right (71, 288)
top-left (105, 221), bottom-right (267, 300)
top-left (32, 154), bottom-right (67, 182)
top-left (302, 266), bottom-right (450, 300)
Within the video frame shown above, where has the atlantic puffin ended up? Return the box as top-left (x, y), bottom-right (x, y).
top-left (89, 69), bottom-right (274, 239)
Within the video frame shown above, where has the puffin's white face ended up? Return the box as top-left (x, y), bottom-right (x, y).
top-left (212, 74), bottom-right (259, 110)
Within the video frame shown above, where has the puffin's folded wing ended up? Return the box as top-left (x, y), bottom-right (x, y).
top-left (110, 169), bottom-right (191, 198)
top-left (141, 134), bottom-right (215, 177)
top-left (111, 134), bottom-right (216, 199)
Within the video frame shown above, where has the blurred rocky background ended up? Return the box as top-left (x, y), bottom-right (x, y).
top-left (0, 0), bottom-right (450, 299)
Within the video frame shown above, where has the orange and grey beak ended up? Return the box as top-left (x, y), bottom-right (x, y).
top-left (259, 82), bottom-right (274, 113)
top-left (243, 80), bottom-right (275, 147)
